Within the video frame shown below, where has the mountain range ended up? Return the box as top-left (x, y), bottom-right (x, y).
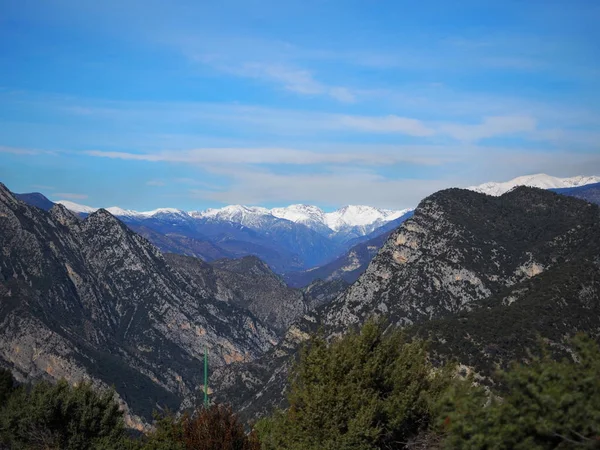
top-left (15, 174), bottom-right (599, 280)
top-left (467, 173), bottom-right (600, 196)
top-left (51, 201), bottom-right (412, 274)
top-left (211, 184), bottom-right (600, 419)
top-left (3, 174), bottom-right (600, 426)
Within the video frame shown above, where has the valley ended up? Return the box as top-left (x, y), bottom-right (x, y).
top-left (2, 173), bottom-right (600, 429)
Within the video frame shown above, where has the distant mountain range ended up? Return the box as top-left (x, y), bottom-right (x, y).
top-left (32, 199), bottom-right (411, 273)
top-left (467, 173), bottom-right (600, 196)
top-left (552, 181), bottom-right (600, 205)
top-left (4, 175), bottom-right (600, 426)
top-left (14, 173), bottom-right (600, 280)
top-left (56, 201), bottom-right (411, 242)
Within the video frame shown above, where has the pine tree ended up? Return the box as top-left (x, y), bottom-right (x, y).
top-left (438, 334), bottom-right (600, 449)
top-left (256, 319), bottom-right (455, 449)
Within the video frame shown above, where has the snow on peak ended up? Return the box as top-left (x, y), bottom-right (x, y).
top-left (197, 205), bottom-right (270, 219)
top-left (55, 199), bottom-right (410, 235)
top-left (271, 204), bottom-right (326, 225)
top-left (270, 204), bottom-right (410, 231)
top-left (191, 205), bottom-right (272, 227)
top-left (139, 207), bottom-right (187, 218)
top-left (55, 200), bottom-right (98, 214)
top-left (467, 173), bottom-right (600, 196)
top-left (105, 206), bottom-right (140, 217)
top-left (323, 205), bottom-right (406, 231)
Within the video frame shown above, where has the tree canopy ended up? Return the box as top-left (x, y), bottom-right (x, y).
top-left (256, 319), bottom-right (455, 450)
top-left (438, 334), bottom-right (600, 449)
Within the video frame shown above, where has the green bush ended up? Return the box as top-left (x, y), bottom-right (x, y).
top-left (256, 319), bottom-right (455, 450)
top-left (438, 334), bottom-right (600, 449)
top-left (0, 368), bottom-right (15, 405)
top-left (0, 377), bottom-right (127, 450)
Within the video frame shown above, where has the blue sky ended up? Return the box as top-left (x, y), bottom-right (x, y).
top-left (1, 0), bottom-right (599, 210)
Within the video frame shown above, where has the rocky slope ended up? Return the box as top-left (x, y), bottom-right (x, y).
top-left (212, 187), bottom-right (600, 418)
top-left (165, 254), bottom-right (309, 334)
top-left (323, 186), bottom-right (599, 331)
top-left (0, 183), bottom-right (279, 421)
top-left (284, 210), bottom-right (414, 288)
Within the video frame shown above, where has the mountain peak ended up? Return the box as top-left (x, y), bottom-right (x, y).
top-left (14, 192), bottom-right (55, 211)
top-left (56, 200), bottom-right (98, 214)
top-left (49, 203), bottom-right (81, 227)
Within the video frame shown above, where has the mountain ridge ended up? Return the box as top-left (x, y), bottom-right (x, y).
top-left (0, 183), bottom-right (288, 422)
top-left (211, 186), bottom-right (600, 419)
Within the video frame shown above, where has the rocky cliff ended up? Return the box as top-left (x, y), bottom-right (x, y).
top-left (0, 183), bottom-right (278, 421)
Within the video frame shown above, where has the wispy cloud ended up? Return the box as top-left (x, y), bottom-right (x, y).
top-left (190, 165), bottom-right (454, 208)
top-left (0, 146), bottom-right (40, 155)
top-left (146, 179), bottom-right (166, 186)
top-left (337, 115), bottom-right (435, 136)
top-left (53, 192), bottom-right (89, 200)
top-left (84, 146), bottom-right (450, 166)
top-left (197, 58), bottom-right (357, 102)
top-left (439, 116), bottom-right (537, 142)
top-left (0, 145), bottom-right (58, 156)
top-left (183, 148), bottom-right (600, 208)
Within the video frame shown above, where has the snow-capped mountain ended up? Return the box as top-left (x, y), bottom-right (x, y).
top-left (467, 174), bottom-right (600, 197)
top-left (323, 205), bottom-right (409, 232)
top-left (55, 200), bottom-right (98, 214)
top-left (271, 205), bottom-right (329, 232)
top-left (53, 199), bottom-right (410, 271)
top-left (191, 205), bottom-right (272, 227)
top-left (55, 200), bottom-right (409, 236)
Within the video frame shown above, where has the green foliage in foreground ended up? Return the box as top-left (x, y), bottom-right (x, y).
top-left (141, 404), bottom-right (260, 450)
top-left (256, 319), bottom-right (455, 450)
top-left (0, 370), bottom-right (259, 450)
top-left (0, 377), bottom-right (128, 450)
top-left (2, 326), bottom-right (600, 449)
top-left (438, 334), bottom-right (600, 450)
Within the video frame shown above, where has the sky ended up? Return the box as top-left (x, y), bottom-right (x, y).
top-left (1, 0), bottom-right (599, 211)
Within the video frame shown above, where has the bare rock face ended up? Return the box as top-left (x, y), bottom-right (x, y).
top-left (0, 183), bottom-right (277, 420)
top-left (165, 253), bottom-right (309, 334)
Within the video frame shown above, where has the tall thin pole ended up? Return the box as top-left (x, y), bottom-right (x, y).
top-left (204, 346), bottom-right (208, 408)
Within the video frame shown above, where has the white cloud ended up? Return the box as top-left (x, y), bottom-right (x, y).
top-left (0, 146), bottom-right (40, 155)
top-left (337, 115), bottom-right (435, 136)
top-left (440, 116), bottom-right (537, 141)
top-left (190, 166), bottom-right (453, 209)
top-left (223, 62), bottom-right (357, 103)
top-left (84, 146), bottom-right (450, 166)
top-left (187, 148), bottom-right (600, 208)
top-left (146, 179), bottom-right (166, 186)
top-left (53, 192), bottom-right (88, 200)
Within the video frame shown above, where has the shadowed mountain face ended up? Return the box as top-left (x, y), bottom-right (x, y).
top-left (212, 187), bottom-right (600, 419)
top-left (14, 192), bottom-right (55, 211)
top-left (17, 192), bottom-right (410, 277)
top-left (552, 181), bottom-right (600, 205)
top-left (283, 211), bottom-right (414, 288)
top-left (165, 254), bottom-right (310, 334)
top-left (0, 183), bottom-right (280, 422)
